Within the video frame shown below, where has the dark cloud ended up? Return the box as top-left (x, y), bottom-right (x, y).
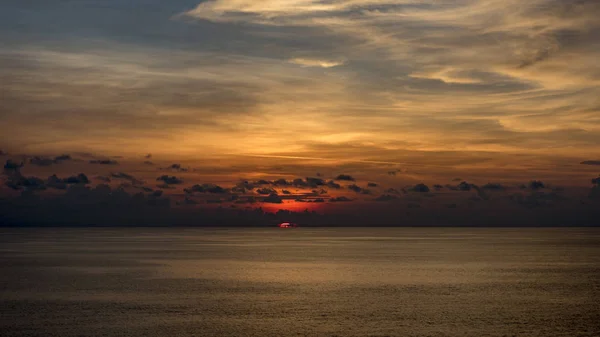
top-left (46, 175), bottom-right (67, 190)
top-left (326, 180), bottom-right (341, 189)
top-left (367, 182), bottom-right (378, 187)
top-left (256, 187), bottom-right (277, 195)
top-left (54, 154), bottom-right (72, 161)
top-left (511, 191), bottom-right (566, 208)
top-left (335, 174), bottom-right (355, 181)
top-left (330, 196), bottom-right (352, 202)
top-left (156, 183), bottom-right (176, 189)
top-left (89, 159), bottom-right (119, 165)
top-left (282, 190), bottom-right (291, 194)
top-left (5, 175), bottom-right (46, 191)
top-left (273, 178), bottom-right (290, 186)
top-left (456, 181), bottom-right (477, 191)
top-left (306, 177), bottom-right (325, 187)
top-left (348, 184), bottom-right (365, 193)
top-left (374, 194), bottom-right (398, 202)
top-left (110, 172), bottom-right (143, 185)
top-left (165, 163), bottom-right (188, 172)
top-left (184, 183), bottom-right (226, 194)
top-left (528, 180), bottom-right (546, 190)
top-left (482, 183), bottom-right (506, 190)
top-left (156, 175), bottom-right (183, 185)
top-left (29, 156), bottom-right (55, 166)
top-left (433, 184), bottom-right (444, 190)
top-left (3, 160), bottom-right (23, 172)
top-left (385, 188), bottom-right (400, 194)
top-left (581, 160), bottom-right (600, 165)
top-left (410, 184), bottom-right (430, 193)
top-left (452, 178), bottom-right (462, 182)
top-left (145, 154), bottom-right (152, 159)
top-left (96, 176), bottom-right (111, 182)
top-left (151, 190), bottom-right (163, 197)
top-left (178, 197), bottom-right (199, 205)
top-left (263, 193), bottom-right (283, 204)
top-left (63, 173), bottom-right (90, 185)
top-left (387, 171), bottom-right (396, 176)
top-left (592, 177), bottom-right (600, 185)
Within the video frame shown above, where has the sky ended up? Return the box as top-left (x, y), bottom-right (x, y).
top-left (1, 0), bottom-right (600, 226)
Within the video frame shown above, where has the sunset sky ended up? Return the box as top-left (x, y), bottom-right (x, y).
top-left (1, 0), bottom-right (599, 225)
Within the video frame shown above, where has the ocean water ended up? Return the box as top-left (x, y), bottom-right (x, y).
top-left (1, 228), bottom-right (599, 336)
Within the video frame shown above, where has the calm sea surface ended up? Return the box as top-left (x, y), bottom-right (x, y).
top-left (1, 228), bottom-right (599, 336)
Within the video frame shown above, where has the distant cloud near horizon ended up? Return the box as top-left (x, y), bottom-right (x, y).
top-left (581, 161), bottom-right (600, 166)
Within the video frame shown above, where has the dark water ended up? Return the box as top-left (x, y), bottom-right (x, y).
top-left (1, 228), bottom-right (599, 336)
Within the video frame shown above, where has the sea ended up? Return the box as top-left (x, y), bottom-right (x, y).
top-left (1, 228), bottom-right (599, 336)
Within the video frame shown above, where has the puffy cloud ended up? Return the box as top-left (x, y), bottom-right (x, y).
top-left (335, 174), bottom-right (355, 181)
top-left (184, 183), bottom-right (227, 194)
top-left (529, 180), bottom-right (546, 190)
top-left (54, 154), bottom-right (71, 161)
top-left (29, 156), bottom-right (55, 166)
top-left (165, 163), bottom-right (188, 172)
top-left (374, 194), bottom-right (397, 202)
top-left (96, 176), bottom-right (111, 182)
top-left (433, 184), bottom-right (444, 190)
top-left (482, 183), bottom-right (506, 190)
top-left (156, 175), bottom-right (183, 185)
top-left (89, 159), bottom-right (119, 165)
top-left (410, 184), bottom-right (430, 193)
top-left (348, 184), bottom-right (365, 193)
top-left (330, 196), bottom-right (352, 202)
top-left (263, 193), bottom-right (283, 204)
top-left (5, 175), bottom-right (46, 191)
top-left (110, 172), bottom-right (143, 185)
top-left (326, 180), bottom-right (341, 189)
top-left (256, 187), bottom-right (276, 195)
top-left (3, 160), bottom-right (23, 172)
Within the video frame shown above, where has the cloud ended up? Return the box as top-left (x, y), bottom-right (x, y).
top-left (592, 177), bottom-right (600, 185)
top-left (110, 172), bottom-right (143, 185)
top-left (0, 150), bottom-right (6, 156)
top-left (29, 156), bottom-right (55, 167)
top-left (367, 182), bottom-right (378, 187)
top-left (330, 196), bottom-right (352, 202)
top-left (374, 194), bottom-right (397, 202)
top-left (96, 176), bottom-right (111, 182)
top-left (433, 184), bottom-right (444, 190)
top-left (335, 174), bottom-right (355, 181)
top-left (481, 183), bottom-right (506, 190)
top-left (282, 190), bottom-right (291, 194)
top-left (581, 160), bottom-right (600, 166)
top-left (145, 154), bottom-right (152, 159)
top-left (263, 193), bottom-right (283, 204)
top-left (3, 160), bottom-right (23, 172)
top-left (164, 163), bottom-right (188, 172)
top-left (156, 175), bottom-right (183, 185)
top-left (326, 180), bottom-right (341, 189)
top-left (5, 175), bottom-right (46, 191)
top-left (184, 183), bottom-right (227, 194)
top-left (256, 187), bottom-right (277, 195)
top-left (89, 159), bottom-right (119, 165)
top-left (143, 161), bottom-right (154, 165)
top-left (289, 58), bottom-right (344, 68)
top-left (410, 183), bottom-right (430, 193)
top-left (528, 180), bottom-right (546, 190)
top-left (348, 184), bottom-right (365, 193)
